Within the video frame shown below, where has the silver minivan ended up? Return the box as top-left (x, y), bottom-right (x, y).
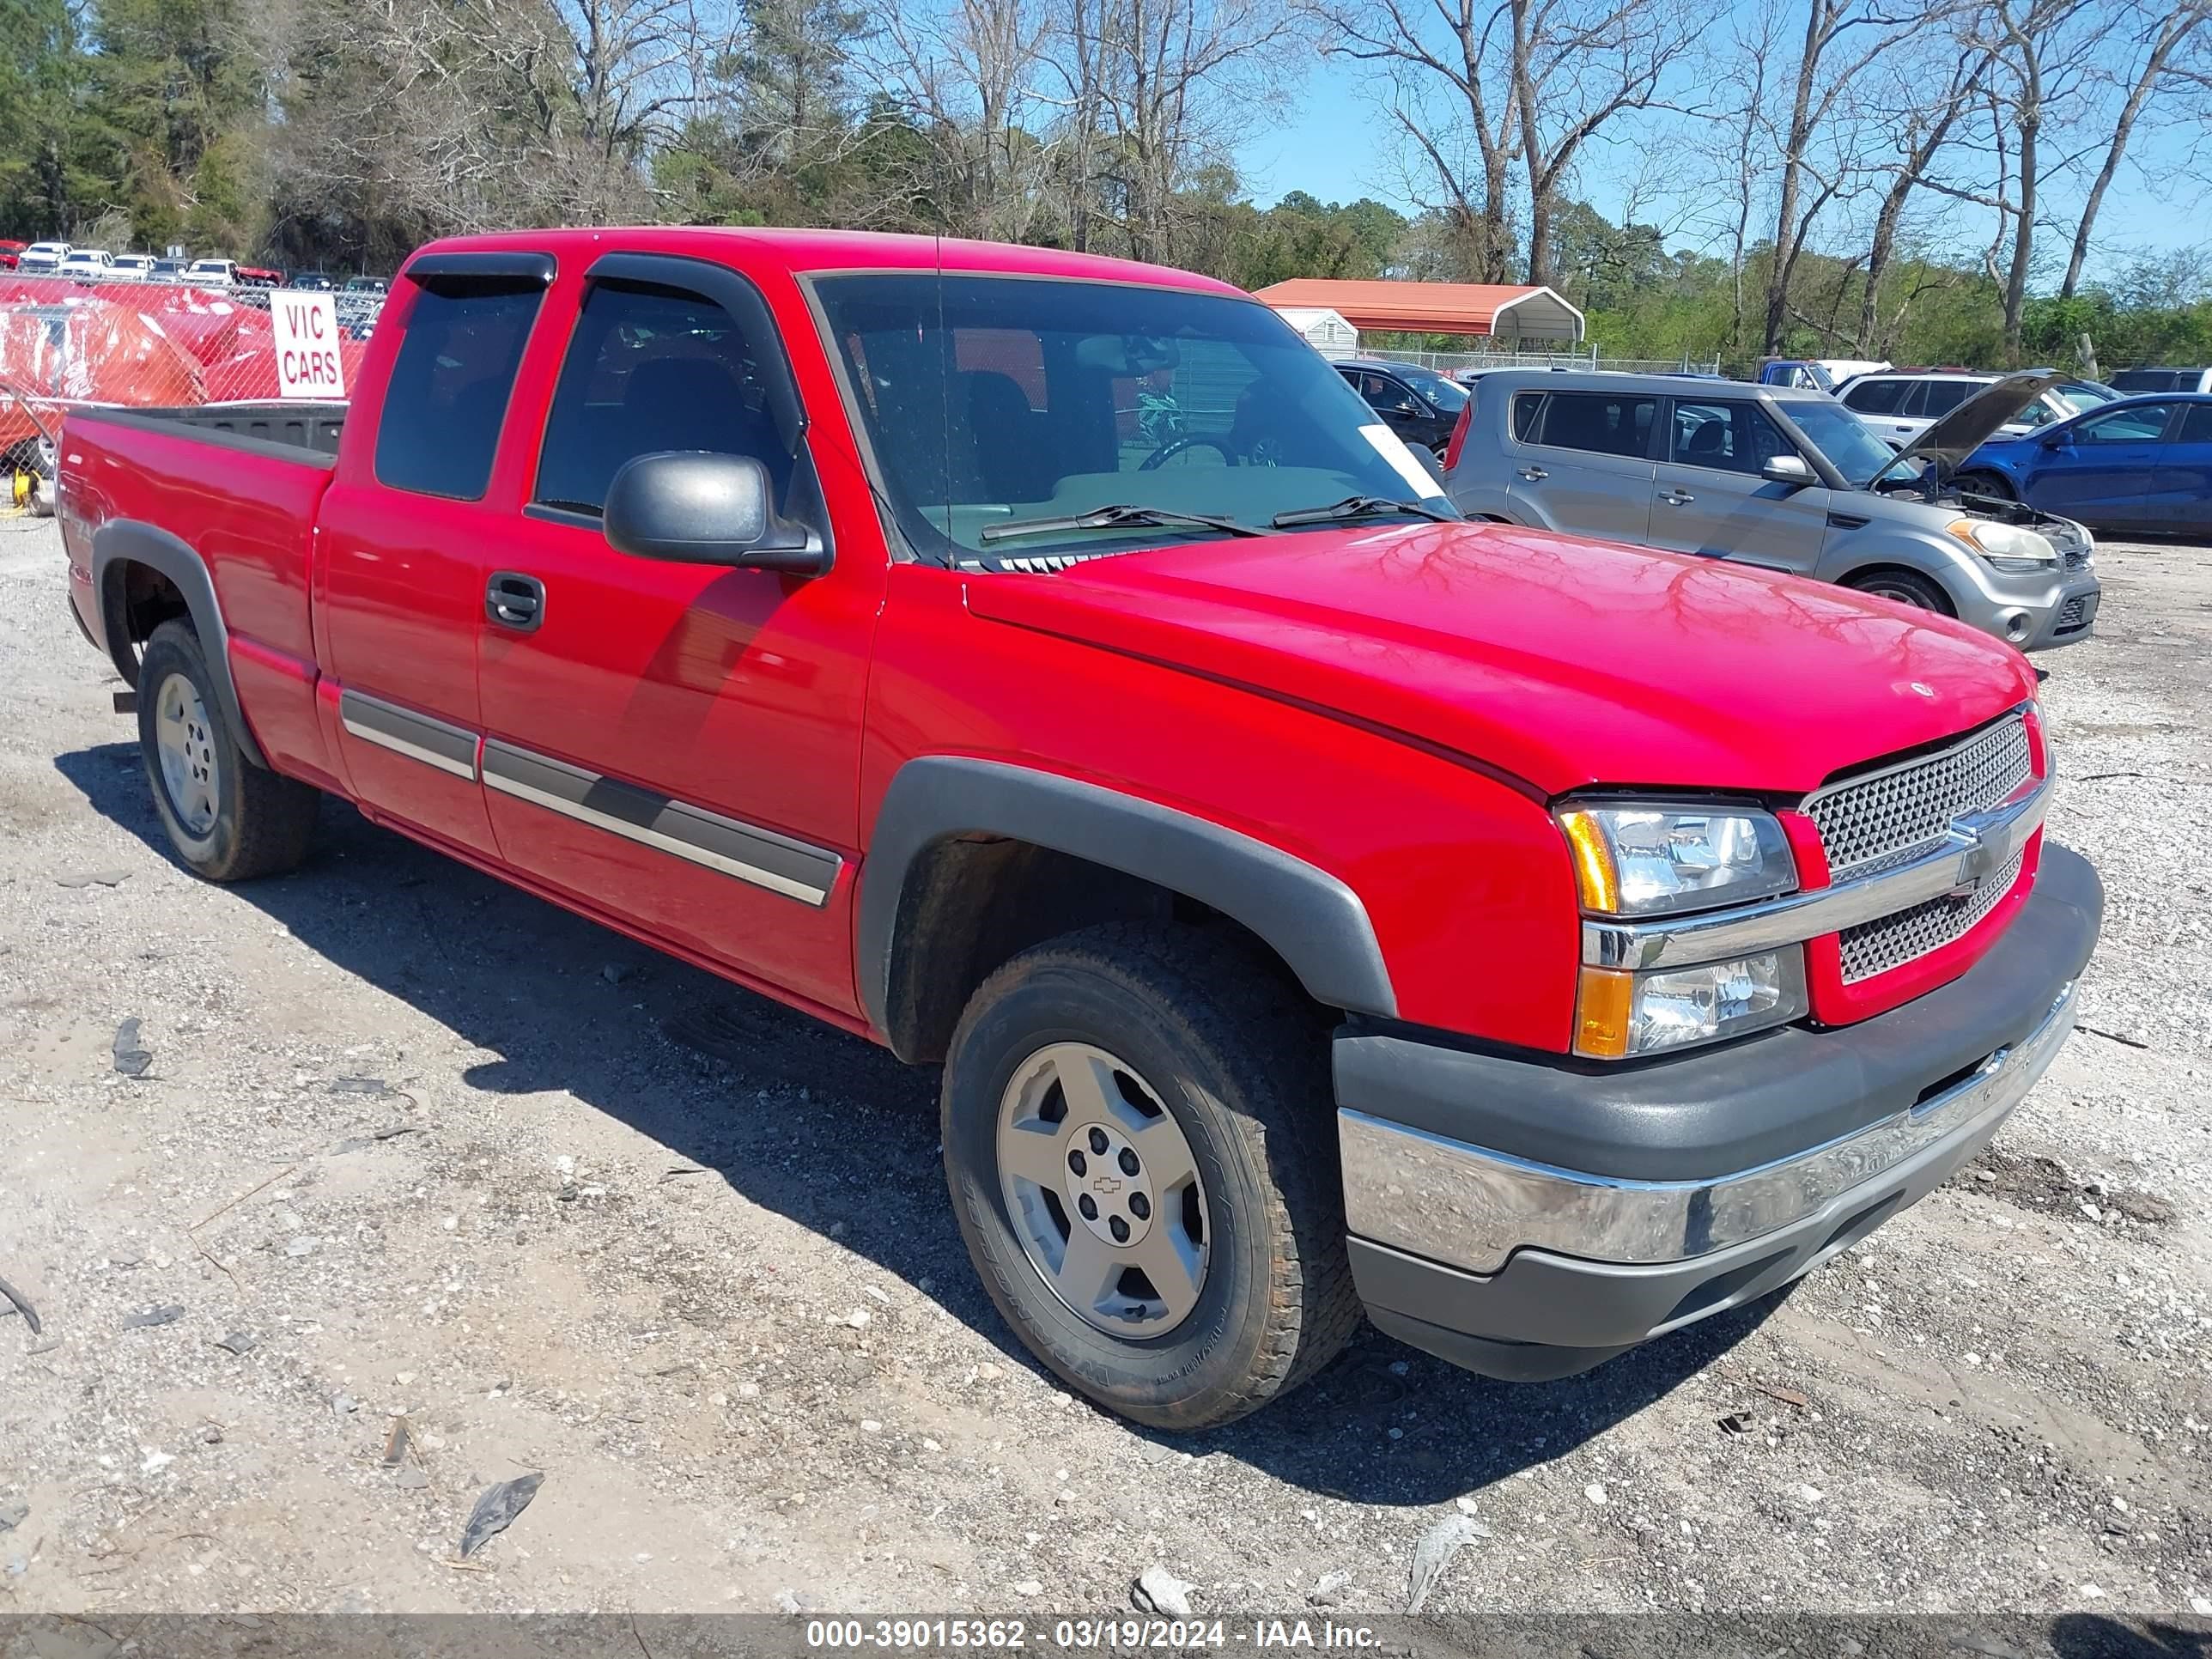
top-left (1446, 369), bottom-right (2104, 651)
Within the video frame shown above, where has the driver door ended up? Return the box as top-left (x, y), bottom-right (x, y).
top-left (2028, 403), bottom-right (2170, 526)
top-left (1645, 398), bottom-right (1830, 574)
top-left (471, 250), bottom-right (884, 1017)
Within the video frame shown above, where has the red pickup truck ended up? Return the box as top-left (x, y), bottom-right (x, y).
top-left (58, 228), bottom-right (2100, 1430)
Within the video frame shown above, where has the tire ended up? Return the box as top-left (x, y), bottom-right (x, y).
top-left (1845, 568), bottom-right (1954, 615)
top-left (941, 921), bottom-right (1361, 1431)
top-left (1954, 471), bottom-right (2014, 501)
top-left (137, 619), bottom-right (319, 881)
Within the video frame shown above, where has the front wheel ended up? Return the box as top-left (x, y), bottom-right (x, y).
top-left (941, 923), bottom-right (1359, 1430)
top-left (1845, 568), bottom-right (1954, 614)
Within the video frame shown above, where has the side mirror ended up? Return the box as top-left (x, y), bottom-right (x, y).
top-left (1762, 453), bottom-right (1814, 486)
top-left (602, 451), bottom-right (824, 574)
top-left (2039, 434), bottom-right (2066, 451)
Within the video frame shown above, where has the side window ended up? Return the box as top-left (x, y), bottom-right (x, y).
top-left (1842, 379), bottom-right (1904, 414)
top-left (534, 279), bottom-right (789, 515)
top-left (1510, 392), bottom-right (1542, 441)
top-left (1916, 380), bottom-right (1975, 419)
top-left (1365, 375), bottom-right (1419, 416)
top-left (2073, 404), bottom-right (2174, 444)
top-left (1530, 391), bottom-right (1657, 459)
top-left (1671, 401), bottom-right (1791, 473)
top-left (2178, 404), bottom-right (2212, 445)
top-left (374, 279), bottom-right (545, 500)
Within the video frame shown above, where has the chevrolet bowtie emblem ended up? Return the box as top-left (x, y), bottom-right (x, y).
top-left (1091, 1175), bottom-right (1123, 1196)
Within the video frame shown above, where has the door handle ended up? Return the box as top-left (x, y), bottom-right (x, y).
top-left (486, 571), bottom-right (545, 632)
top-left (1661, 489), bottom-right (1696, 505)
top-left (1517, 466), bottom-right (1548, 482)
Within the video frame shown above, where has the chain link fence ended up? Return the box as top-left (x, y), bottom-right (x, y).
top-left (0, 275), bottom-right (380, 515)
top-left (1376, 345), bottom-right (1729, 377)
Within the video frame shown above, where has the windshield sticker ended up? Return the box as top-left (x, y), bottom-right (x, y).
top-left (1359, 423), bottom-right (1448, 499)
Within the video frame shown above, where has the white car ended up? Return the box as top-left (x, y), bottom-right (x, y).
top-left (18, 240), bottom-right (70, 274)
top-left (185, 258), bottom-right (239, 288)
top-left (107, 253), bottom-right (157, 281)
top-left (58, 249), bottom-right (116, 282)
top-left (1836, 369), bottom-right (2118, 448)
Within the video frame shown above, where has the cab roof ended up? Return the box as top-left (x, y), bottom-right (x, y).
top-left (406, 226), bottom-right (1245, 296)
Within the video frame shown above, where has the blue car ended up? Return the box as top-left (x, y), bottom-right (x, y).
top-left (1955, 392), bottom-right (2212, 535)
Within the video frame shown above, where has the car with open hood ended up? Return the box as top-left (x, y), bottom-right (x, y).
top-left (1443, 367), bottom-right (2101, 649)
top-left (54, 228), bottom-right (2100, 1431)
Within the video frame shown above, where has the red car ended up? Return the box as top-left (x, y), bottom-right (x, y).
top-left (57, 228), bottom-right (2100, 1429)
top-left (0, 241), bottom-right (25, 272)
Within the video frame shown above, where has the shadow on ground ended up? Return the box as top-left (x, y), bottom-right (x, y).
top-left (57, 740), bottom-right (1782, 1507)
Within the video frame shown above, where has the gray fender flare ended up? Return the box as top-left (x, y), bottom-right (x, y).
top-left (857, 756), bottom-right (1398, 1041)
top-left (91, 518), bottom-right (269, 769)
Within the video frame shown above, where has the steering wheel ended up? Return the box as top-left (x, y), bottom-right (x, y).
top-left (1139, 435), bottom-right (1239, 471)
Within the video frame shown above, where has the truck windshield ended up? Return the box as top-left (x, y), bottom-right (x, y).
top-left (1783, 399), bottom-right (1900, 489)
top-left (811, 273), bottom-right (1450, 566)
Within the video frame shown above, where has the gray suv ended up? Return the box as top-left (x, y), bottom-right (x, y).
top-left (1446, 369), bottom-right (2102, 651)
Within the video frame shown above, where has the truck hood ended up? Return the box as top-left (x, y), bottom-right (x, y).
top-left (1872, 369), bottom-right (2063, 487)
top-left (964, 521), bottom-right (2037, 798)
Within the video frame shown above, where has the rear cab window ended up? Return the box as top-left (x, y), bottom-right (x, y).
top-left (375, 277), bottom-right (546, 500)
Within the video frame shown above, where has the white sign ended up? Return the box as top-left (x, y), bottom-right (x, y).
top-left (273, 292), bottom-right (346, 400)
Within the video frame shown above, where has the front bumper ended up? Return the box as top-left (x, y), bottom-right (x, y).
top-left (1953, 558), bottom-right (2100, 652)
top-left (1337, 842), bottom-right (2102, 1380)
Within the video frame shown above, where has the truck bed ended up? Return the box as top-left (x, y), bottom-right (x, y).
top-left (72, 402), bottom-right (347, 464)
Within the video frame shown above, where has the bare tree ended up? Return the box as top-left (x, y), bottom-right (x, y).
top-left (1507, 0), bottom-right (1700, 283)
top-left (1856, 43), bottom-right (1984, 349)
top-left (2059, 0), bottom-right (2212, 295)
top-left (1759, 0), bottom-right (1954, 354)
top-left (1073, 0), bottom-right (1304, 264)
top-left (1966, 0), bottom-right (2098, 356)
top-left (1307, 0), bottom-right (1521, 283)
top-left (874, 0), bottom-right (1053, 240)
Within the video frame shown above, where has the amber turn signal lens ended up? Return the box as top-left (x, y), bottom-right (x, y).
top-left (1559, 810), bottom-right (1621, 915)
top-left (1574, 967), bottom-right (1634, 1060)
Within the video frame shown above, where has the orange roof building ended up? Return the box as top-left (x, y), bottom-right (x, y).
top-left (1253, 280), bottom-right (1584, 343)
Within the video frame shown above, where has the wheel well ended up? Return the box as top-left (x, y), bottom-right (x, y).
top-left (106, 561), bottom-right (193, 682)
top-left (1839, 562), bottom-right (1957, 616)
top-left (882, 836), bottom-right (1318, 1064)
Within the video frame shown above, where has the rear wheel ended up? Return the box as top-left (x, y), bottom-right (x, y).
top-left (1954, 470), bottom-right (2014, 501)
top-left (137, 619), bottom-right (319, 881)
top-left (1845, 568), bottom-right (1954, 614)
top-left (942, 922), bottom-right (1359, 1430)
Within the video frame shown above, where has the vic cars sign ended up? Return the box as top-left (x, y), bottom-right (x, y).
top-left (274, 292), bottom-right (345, 399)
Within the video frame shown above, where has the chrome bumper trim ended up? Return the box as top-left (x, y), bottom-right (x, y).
top-left (1339, 980), bottom-right (2075, 1274)
top-left (1583, 775), bottom-right (2047, 971)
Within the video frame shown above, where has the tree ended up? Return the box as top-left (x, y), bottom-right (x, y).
top-left (2060, 0), bottom-right (2212, 296)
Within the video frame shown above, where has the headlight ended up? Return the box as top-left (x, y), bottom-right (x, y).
top-left (1558, 804), bottom-right (1796, 917)
top-left (1575, 950), bottom-right (1809, 1058)
top-left (1948, 519), bottom-right (2057, 573)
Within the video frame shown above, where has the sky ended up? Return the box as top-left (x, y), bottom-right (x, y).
top-left (1231, 46), bottom-right (2209, 288)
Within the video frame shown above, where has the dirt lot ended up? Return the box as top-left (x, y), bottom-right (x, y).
top-left (2, 516), bottom-right (2209, 1623)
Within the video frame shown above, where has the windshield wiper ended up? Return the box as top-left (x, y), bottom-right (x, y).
top-left (979, 503), bottom-right (1279, 544)
top-left (1271, 495), bottom-right (1457, 528)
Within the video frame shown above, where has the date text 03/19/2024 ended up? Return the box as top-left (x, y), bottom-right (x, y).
top-left (802, 1618), bottom-right (1387, 1650)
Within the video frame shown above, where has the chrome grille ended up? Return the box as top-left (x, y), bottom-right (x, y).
top-left (1807, 714), bottom-right (2033, 880)
top-left (1838, 847), bottom-right (2024, 982)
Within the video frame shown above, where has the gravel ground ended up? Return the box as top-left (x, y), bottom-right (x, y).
top-left (2, 516), bottom-right (2209, 1626)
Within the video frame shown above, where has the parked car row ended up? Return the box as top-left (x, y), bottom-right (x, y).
top-left (0, 240), bottom-right (390, 294)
